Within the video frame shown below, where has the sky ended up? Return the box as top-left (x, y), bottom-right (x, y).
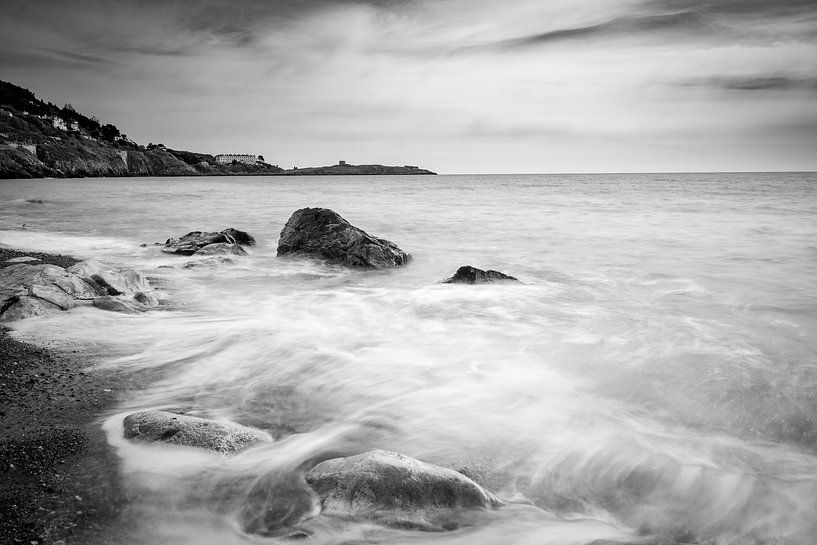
top-left (1, 0), bottom-right (816, 173)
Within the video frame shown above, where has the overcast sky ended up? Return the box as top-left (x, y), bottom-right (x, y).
top-left (1, 0), bottom-right (816, 173)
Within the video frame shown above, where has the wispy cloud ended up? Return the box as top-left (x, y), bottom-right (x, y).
top-left (1, 0), bottom-right (816, 172)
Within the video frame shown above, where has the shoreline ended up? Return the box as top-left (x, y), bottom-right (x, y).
top-left (0, 249), bottom-right (142, 545)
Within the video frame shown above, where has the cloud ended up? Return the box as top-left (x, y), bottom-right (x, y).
top-left (683, 75), bottom-right (817, 92)
top-left (1, 0), bottom-right (816, 172)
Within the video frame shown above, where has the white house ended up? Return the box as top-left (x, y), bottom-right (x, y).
top-left (214, 154), bottom-right (258, 165)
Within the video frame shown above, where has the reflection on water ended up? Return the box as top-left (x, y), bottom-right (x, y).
top-left (2, 173), bottom-right (817, 544)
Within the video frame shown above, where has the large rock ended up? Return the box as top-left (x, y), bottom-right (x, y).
top-left (443, 265), bottom-right (519, 284)
top-left (305, 450), bottom-right (497, 530)
top-left (0, 260), bottom-right (161, 322)
top-left (277, 208), bottom-right (411, 269)
top-left (67, 259), bottom-right (151, 295)
top-left (123, 410), bottom-right (272, 454)
top-left (0, 263), bottom-right (98, 321)
top-left (163, 228), bottom-right (255, 256)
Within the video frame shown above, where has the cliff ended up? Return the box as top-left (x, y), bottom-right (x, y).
top-left (0, 80), bottom-right (433, 179)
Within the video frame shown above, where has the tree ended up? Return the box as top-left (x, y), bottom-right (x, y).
top-left (257, 155), bottom-right (265, 162)
top-left (100, 123), bottom-right (120, 141)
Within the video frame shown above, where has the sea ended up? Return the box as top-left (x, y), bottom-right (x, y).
top-left (1, 173), bottom-right (816, 545)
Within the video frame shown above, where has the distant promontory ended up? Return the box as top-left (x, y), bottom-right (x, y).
top-left (0, 80), bottom-right (435, 179)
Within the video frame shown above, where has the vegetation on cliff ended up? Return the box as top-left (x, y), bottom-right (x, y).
top-left (0, 79), bottom-right (434, 178)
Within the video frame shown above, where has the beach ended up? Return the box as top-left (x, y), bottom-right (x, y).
top-left (2, 172), bottom-right (817, 544)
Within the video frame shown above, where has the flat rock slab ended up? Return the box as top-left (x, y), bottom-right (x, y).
top-left (277, 208), bottom-right (411, 269)
top-left (4, 256), bottom-right (40, 263)
top-left (443, 265), bottom-right (519, 284)
top-left (163, 228), bottom-right (255, 256)
top-left (122, 410), bottom-right (272, 454)
top-left (305, 449), bottom-right (496, 530)
top-left (0, 260), bottom-right (160, 322)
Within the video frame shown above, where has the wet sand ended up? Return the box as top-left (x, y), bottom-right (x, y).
top-left (0, 249), bottom-right (139, 545)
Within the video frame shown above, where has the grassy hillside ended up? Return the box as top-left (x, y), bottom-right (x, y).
top-left (0, 80), bottom-right (282, 179)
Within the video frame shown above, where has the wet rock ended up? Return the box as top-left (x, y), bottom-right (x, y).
top-left (93, 295), bottom-right (145, 313)
top-left (222, 227), bottom-right (256, 246)
top-left (133, 291), bottom-right (159, 307)
top-left (183, 257), bottom-right (237, 269)
top-left (443, 265), bottom-right (519, 284)
top-left (122, 410), bottom-right (272, 454)
top-left (305, 449), bottom-right (497, 530)
top-left (238, 471), bottom-right (321, 536)
top-left (0, 260), bottom-right (161, 321)
top-left (277, 208), bottom-right (410, 269)
top-left (67, 259), bottom-right (151, 295)
top-left (163, 228), bottom-right (255, 256)
top-left (195, 242), bottom-right (248, 256)
top-left (0, 295), bottom-right (61, 321)
top-left (0, 264), bottom-right (98, 322)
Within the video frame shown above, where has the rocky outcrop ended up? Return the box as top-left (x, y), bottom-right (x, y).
top-left (443, 266), bottom-right (519, 284)
top-left (305, 450), bottom-right (497, 530)
top-left (277, 208), bottom-right (411, 269)
top-left (162, 228), bottom-right (255, 256)
top-left (0, 259), bottom-right (160, 322)
top-left (122, 410), bottom-right (272, 454)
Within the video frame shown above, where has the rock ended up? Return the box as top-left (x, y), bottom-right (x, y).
top-left (277, 208), bottom-right (410, 269)
top-left (443, 266), bottom-right (519, 284)
top-left (183, 257), bottom-right (236, 269)
top-left (0, 260), bottom-right (161, 321)
top-left (305, 449), bottom-right (497, 530)
top-left (222, 228), bottom-right (256, 246)
top-left (133, 291), bottom-right (159, 307)
top-left (0, 263), bottom-right (98, 321)
top-left (4, 256), bottom-right (39, 263)
top-left (163, 228), bottom-right (255, 255)
top-left (238, 472), bottom-right (321, 536)
top-left (67, 259), bottom-right (151, 295)
top-left (195, 243), bottom-right (248, 256)
top-left (93, 295), bottom-right (145, 313)
top-left (0, 295), bottom-right (61, 321)
top-left (122, 410), bottom-right (272, 454)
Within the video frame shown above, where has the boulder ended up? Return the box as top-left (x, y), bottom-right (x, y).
top-left (67, 259), bottom-right (151, 295)
top-left (277, 208), bottom-right (410, 269)
top-left (0, 263), bottom-right (98, 322)
top-left (163, 228), bottom-right (255, 256)
top-left (305, 449), bottom-right (497, 530)
top-left (443, 266), bottom-right (519, 284)
top-left (123, 410), bottom-right (272, 454)
top-left (0, 260), bottom-right (161, 322)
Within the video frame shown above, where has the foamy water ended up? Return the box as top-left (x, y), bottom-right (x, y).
top-left (2, 173), bottom-right (816, 544)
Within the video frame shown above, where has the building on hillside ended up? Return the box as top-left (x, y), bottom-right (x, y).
top-left (51, 117), bottom-right (67, 131)
top-left (215, 154), bottom-right (258, 165)
top-left (68, 121), bottom-right (79, 131)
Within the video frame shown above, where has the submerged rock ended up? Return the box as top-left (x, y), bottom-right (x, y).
top-left (163, 228), bottom-right (255, 256)
top-left (305, 449), bottom-right (497, 530)
top-left (277, 208), bottom-right (411, 269)
top-left (122, 410), bottom-right (272, 454)
top-left (443, 265), bottom-right (519, 284)
top-left (195, 242), bottom-right (248, 256)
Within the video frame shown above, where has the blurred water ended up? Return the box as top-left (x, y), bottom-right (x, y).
top-left (2, 173), bottom-right (817, 544)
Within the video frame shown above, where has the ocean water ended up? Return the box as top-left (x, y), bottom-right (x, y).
top-left (1, 173), bottom-right (816, 545)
